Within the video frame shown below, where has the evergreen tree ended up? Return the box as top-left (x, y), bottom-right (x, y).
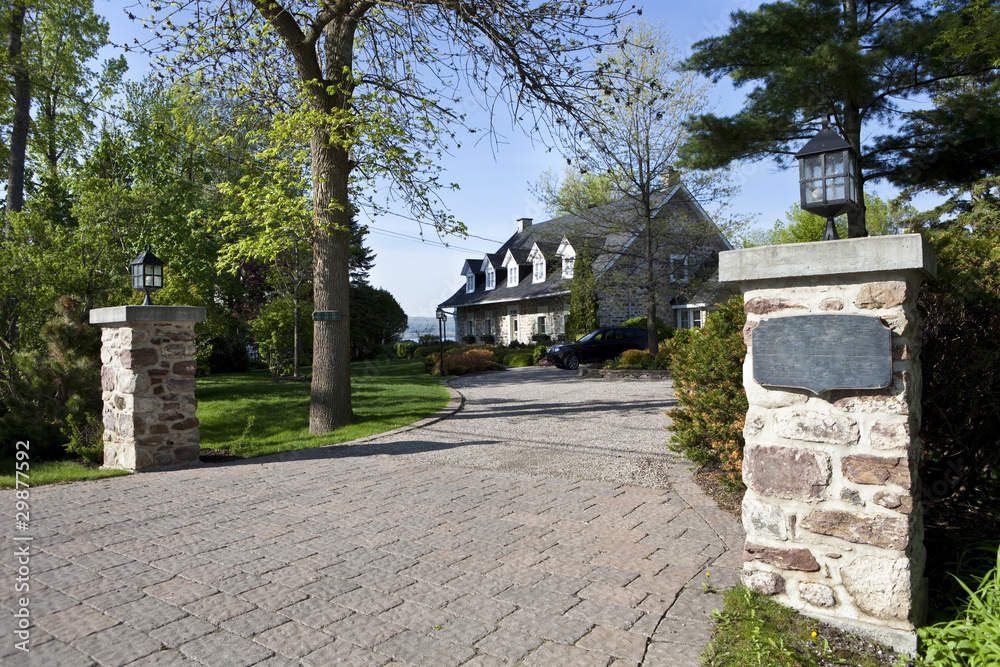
top-left (680, 0), bottom-right (1000, 236)
top-left (566, 243), bottom-right (599, 340)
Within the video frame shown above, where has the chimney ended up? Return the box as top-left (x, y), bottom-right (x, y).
top-left (663, 166), bottom-right (680, 188)
top-left (516, 218), bottom-right (533, 232)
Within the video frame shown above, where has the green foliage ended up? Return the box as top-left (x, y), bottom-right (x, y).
top-left (503, 352), bottom-right (535, 368)
top-left (566, 242), bottom-right (600, 339)
top-left (915, 184), bottom-right (1000, 505)
top-left (533, 166), bottom-right (616, 216)
top-left (741, 195), bottom-right (914, 247)
top-left (395, 341), bottom-right (419, 359)
top-left (250, 299), bottom-right (311, 380)
top-left (605, 348), bottom-right (655, 370)
top-left (0, 458), bottom-right (128, 488)
top-left (621, 316), bottom-right (673, 342)
top-left (0, 297), bottom-right (101, 459)
top-left (668, 296), bottom-right (748, 484)
top-left (704, 585), bottom-right (895, 666)
top-left (680, 0), bottom-right (1000, 223)
top-left (350, 285), bottom-right (408, 361)
top-left (531, 345), bottom-right (548, 365)
top-left (919, 544), bottom-right (1000, 666)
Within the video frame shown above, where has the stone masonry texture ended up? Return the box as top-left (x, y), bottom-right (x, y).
top-left (99, 321), bottom-right (201, 471)
top-left (732, 243), bottom-right (931, 654)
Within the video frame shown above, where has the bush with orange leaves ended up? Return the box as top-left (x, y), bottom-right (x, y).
top-left (667, 295), bottom-right (748, 488)
top-left (424, 347), bottom-right (502, 376)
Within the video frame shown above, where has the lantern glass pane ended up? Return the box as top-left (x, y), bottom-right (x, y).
top-left (805, 180), bottom-right (825, 204)
top-left (804, 156), bottom-right (822, 180)
top-left (825, 152), bottom-right (845, 176)
top-left (829, 177), bottom-right (846, 201)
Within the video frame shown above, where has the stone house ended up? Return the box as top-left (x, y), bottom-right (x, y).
top-left (438, 182), bottom-right (733, 345)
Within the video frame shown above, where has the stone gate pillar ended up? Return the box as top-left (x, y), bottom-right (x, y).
top-left (89, 305), bottom-right (207, 471)
top-left (719, 234), bottom-right (935, 654)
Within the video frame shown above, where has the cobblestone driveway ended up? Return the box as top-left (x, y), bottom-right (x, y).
top-left (1, 368), bottom-right (744, 666)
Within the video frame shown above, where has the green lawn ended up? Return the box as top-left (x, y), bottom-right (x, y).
top-left (196, 358), bottom-right (450, 458)
top-left (0, 359), bottom-right (449, 487)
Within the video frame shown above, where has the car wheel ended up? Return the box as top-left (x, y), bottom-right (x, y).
top-left (564, 354), bottom-right (580, 371)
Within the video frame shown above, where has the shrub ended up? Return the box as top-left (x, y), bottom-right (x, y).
top-left (607, 348), bottom-right (655, 369)
top-left (424, 347), bottom-right (499, 375)
top-left (395, 340), bottom-right (418, 359)
top-left (503, 352), bottom-right (534, 367)
top-left (622, 316), bottom-right (674, 342)
top-left (668, 295), bottom-right (748, 486)
top-left (414, 341), bottom-right (459, 358)
top-left (531, 345), bottom-right (548, 365)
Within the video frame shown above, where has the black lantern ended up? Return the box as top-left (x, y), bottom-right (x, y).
top-left (130, 246), bottom-right (164, 305)
top-left (795, 115), bottom-right (860, 240)
top-left (436, 307), bottom-right (447, 376)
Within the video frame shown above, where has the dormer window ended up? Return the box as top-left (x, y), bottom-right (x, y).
top-left (562, 255), bottom-right (575, 279)
top-left (486, 266), bottom-right (496, 290)
top-left (533, 258), bottom-right (545, 283)
top-left (508, 265), bottom-right (519, 287)
top-left (465, 273), bottom-right (475, 293)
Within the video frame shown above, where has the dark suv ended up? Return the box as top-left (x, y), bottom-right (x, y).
top-left (546, 327), bottom-right (649, 370)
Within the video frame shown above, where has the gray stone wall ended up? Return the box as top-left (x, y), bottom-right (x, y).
top-left (92, 307), bottom-right (205, 471)
top-left (721, 236), bottom-right (935, 655)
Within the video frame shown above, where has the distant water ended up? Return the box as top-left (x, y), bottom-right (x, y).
top-left (403, 316), bottom-right (456, 342)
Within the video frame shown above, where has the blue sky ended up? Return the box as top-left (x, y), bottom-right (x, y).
top-left (98, 0), bottom-right (921, 317)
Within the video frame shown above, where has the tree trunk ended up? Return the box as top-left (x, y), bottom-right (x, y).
top-left (6, 1), bottom-right (30, 220)
top-left (292, 298), bottom-right (300, 378)
top-left (308, 16), bottom-right (356, 434)
top-left (842, 0), bottom-right (867, 238)
top-left (645, 220), bottom-right (658, 353)
top-left (308, 130), bottom-right (353, 433)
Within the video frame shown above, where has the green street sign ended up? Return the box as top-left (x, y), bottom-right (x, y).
top-left (312, 310), bottom-right (341, 322)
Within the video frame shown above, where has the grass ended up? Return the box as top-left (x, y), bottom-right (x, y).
top-left (196, 358), bottom-right (449, 458)
top-left (0, 358), bottom-right (449, 487)
top-left (0, 459), bottom-right (129, 488)
top-left (703, 585), bottom-right (907, 667)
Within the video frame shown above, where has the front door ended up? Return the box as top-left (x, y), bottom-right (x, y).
top-left (508, 307), bottom-right (519, 345)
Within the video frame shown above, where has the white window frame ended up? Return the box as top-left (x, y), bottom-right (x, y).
top-left (533, 258), bottom-right (545, 283)
top-left (484, 312), bottom-right (493, 336)
top-left (508, 264), bottom-right (519, 287)
top-left (562, 255), bottom-right (575, 279)
top-left (486, 266), bottom-right (496, 290)
top-left (466, 314), bottom-right (474, 337)
top-left (465, 273), bottom-right (475, 293)
top-left (536, 315), bottom-right (547, 335)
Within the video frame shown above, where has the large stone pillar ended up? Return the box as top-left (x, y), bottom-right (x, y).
top-left (719, 235), bottom-right (935, 654)
top-left (89, 305), bottom-right (207, 471)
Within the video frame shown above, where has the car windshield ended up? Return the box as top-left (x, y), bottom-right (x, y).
top-left (579, 330), bottom-right (601, 342)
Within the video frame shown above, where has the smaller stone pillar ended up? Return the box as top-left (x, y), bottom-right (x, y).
top-left (719, 235), bottom-right (935, 655)
top-left (89, 305), bottom-right (207, 471)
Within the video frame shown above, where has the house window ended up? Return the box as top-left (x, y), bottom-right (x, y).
top-left (536, 315), bottom-right (547, 335)
top-left (467, 315), bottom-right (474, 337)
top-left (562, 256), bottom-right (575, 279)
top-left (486, 267), bottom-right (495, 290)
top-left (485, 313), bottom-right (493, 336)
top-left (676, 308), bottom-right (705, 329)
top-left (533, 259), bottom-right (545, 283)
top-left (508, 265), bottom-right (518, 287)
top-left (669, 255), bottom-right (689, 283)
top-left (466, 273), bottom-right (475, 293)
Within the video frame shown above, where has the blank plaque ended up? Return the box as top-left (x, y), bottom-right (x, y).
top-left (752, 314), bottom-right (891, 394)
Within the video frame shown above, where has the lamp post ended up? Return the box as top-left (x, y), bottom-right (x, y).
top-left (436, 308), bottom-right (447, 377)
top-left (130, 246), bottom-right (165, 305)
top-left (795, 115), bottom-right (862, 240)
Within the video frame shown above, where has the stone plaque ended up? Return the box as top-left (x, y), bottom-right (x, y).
top-left (753, 315), bottom-right (891, 394)
top-left (312, 310), bottom-right (341, 322)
